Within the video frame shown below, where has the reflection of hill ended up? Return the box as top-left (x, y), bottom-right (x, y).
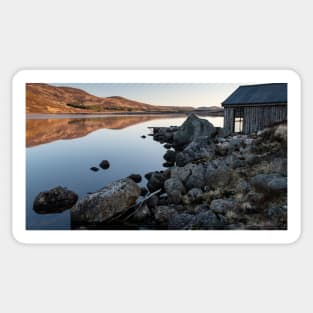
top-left (26, 115), bottom-right (174, 147)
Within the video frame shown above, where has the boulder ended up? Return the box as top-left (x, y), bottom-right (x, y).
top-left (140, 187), bottom-right (148, 196)
top-left (153, 127), bottom-right (175, 143)
top-left (268, 158), bottom-right (287, 176)
top-left (235, 180), bottom-right (251, 194)
top-left (184, 164), bottom-right (206, 190)
top-left (251, 173), bottom-right (287, 194)
top-left (163, 150), bottom-right (176, 163)
top-left (147, 172), bottom-right (167, 192)
top-left (164, 178), bottom-right (186, 204)
top-left (131, 204), bottom-right (151, 222)
top-left (215, 127), bottom-right (231, 138)
top-left (175, 137), bottom-right (215, 166)
top-left (33, 186), bottom-right (78, 214)
top-left (99, 160), bottom-right (110, 169)
top-left (186, 188), bottom-right (203, 203)
top-left (90, 167), bottom-right (99, 172)
top-left (171, 163), bottom-right (206, 190)
top-left (163, 162), bottom-right (174, 168)
top-left (210, 199), bottom-right (236, 215)
top-left (273, 124), bottom-right (287, 142)
top-left (71, 178), bottom-right (140, 225)
top-left (173, 114), bottom-right (216, 147)
top-left (205, 162), bottom-right (232, 189)
top-left (153, 206), bottom-right (177, 224)
top-left (147, 195), bottom-right (159, 209)
top-left (168, 213), bottom-right (195, 230)
top-left (144, 172), bottom-right (153, 180)
top-left (224, 155), bottom-right (245, 169)
top-left (192, 211), bottom-right (224, 230)
top-left (267, 205), bottom-right (287, 227)
top-left (215, 142), bottom-right (231, 156)
top-left (128, 173), bottom-right (142, 183)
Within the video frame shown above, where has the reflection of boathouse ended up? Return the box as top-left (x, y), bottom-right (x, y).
top-left (222, 83), bottom-right (287, 134)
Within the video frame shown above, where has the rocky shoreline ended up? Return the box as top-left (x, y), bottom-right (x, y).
top-left (33, 114), bottom-right (287, 230)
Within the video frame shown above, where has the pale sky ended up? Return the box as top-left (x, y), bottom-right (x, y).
top-left (52, 83), bottom-right (242, 107)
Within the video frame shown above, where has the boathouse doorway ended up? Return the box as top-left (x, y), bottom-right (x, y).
top-left (233, 107), bottom-right (244, 133)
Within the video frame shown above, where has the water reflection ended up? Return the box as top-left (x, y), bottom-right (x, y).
top-left (26, 114), bottom-right (224, 230)
top-left (26, 114), bottom-right (189, 147)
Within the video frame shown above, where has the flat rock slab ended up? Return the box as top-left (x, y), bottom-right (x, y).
top-left (71, 178), bottom-right (141, 226)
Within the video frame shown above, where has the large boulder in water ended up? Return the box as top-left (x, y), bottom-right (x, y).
top-left (33, 186), bottom-right (78, 214)
top-left (173, 114), bottom-right (216, 147)
top-left (71, 178), bottom-right (141, 226)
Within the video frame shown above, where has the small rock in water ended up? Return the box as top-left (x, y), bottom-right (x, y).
top-left (128, 174), bottom-right (142, 183)
top-left (33, 186), bottom-right (78, 214)
top-left (141, 135), bottom-right (146, 139)
top-left (90, 166), bottom-right (99, 172)
top-left (99, 160), bottom-right (110, 169)
top-left (163, 150), bottom-right (176, 163)
top-left (163, 162), bottom-right (174, 168)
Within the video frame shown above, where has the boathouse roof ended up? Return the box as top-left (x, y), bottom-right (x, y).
top-left (222, 83), bottom-right (287, 106)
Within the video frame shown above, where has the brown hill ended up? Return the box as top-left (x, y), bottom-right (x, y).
top-left (26, 83), bottom-right (193, 114)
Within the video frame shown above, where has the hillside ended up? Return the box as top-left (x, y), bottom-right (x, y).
top-left (26, 83), bottom-right (193, 114)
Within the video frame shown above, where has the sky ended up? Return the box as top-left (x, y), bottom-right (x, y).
top-left (52, 83), bottom-right (242, 107)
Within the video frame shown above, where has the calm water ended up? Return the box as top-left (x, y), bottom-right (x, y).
top-left (26, 114), bottom-right (224, 230)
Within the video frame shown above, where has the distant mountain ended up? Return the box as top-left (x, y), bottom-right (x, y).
top-left (26, 83), bottom-right (194, 114)
top-left (195, 106), bottom-right (224, 112)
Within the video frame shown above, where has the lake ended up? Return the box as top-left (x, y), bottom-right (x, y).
top-left (26, 114), bottom-right (224, 230)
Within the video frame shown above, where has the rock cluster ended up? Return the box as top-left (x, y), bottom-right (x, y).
top-left (33, 114), bottom-right (287, 230)
top-left (143, 114), bottom-right (287, 230)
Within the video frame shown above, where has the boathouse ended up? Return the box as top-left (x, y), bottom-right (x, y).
top-left (222, 83), bottom-right (287, 134)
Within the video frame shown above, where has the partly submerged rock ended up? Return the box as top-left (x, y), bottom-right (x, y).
top-left (146, 171), bottom-right (169, 192)
top-left (128, 173), bottom-right (142, 183)
top-left (71, 178), bottom-right (141, 226)
top-left (163, 150), bottom-right (176, 163)
top-left (173, 114), bottom-right (216, 147)
top-left (140, 187), bottom-right (149, 196)
top-left (33, 186), bottom-right (78, 214)
top-left (99, 160), bottom-right (110, 169)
